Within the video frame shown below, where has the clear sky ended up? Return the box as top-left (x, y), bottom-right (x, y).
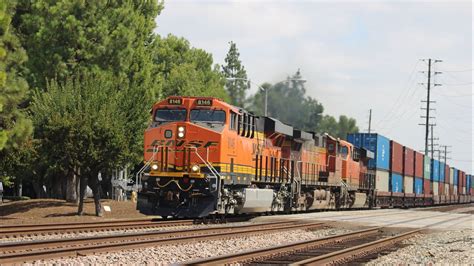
top-left (155, 0), bottom-right (473, 174)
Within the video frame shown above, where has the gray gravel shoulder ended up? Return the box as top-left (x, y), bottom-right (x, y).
top-left (367, 229), bottom-right (473, 265)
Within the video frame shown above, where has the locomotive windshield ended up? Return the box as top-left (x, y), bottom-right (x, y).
top-left (190, 109), bottom-right (226, 124)
top-left (154, 109), bottom-right (187, 124)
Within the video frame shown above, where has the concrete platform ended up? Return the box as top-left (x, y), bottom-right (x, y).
top-left (254, 208), bottom-right (473, 231)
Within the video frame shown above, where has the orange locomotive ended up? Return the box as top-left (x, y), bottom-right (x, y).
top-left (137, 97), bottom-right (374, 218)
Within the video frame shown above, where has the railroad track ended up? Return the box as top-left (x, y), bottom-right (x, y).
top-left (0, 220), bottom-right (325, 264)
top-left (0, 219), bottom-right (195, 238)
top-left (188, 212), bottom-right (472, 265)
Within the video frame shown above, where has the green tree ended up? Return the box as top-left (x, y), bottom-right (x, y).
top-left (0, 0), bottom-right (31, 151)
top-left (30, 72), bottom-right (130, 216)
top-left (152, 34), bottom-right (228, 100)
top-left (7, 0), bottom-right (163, 200)
top-left (248, 70), bottom-right (324, 132)
top-left (0, 0), bottom-right (32, 186)
top-left (221, 41), bottom-right (248, 107)
top-left (13, 0), bottom-right (163, 97)
top-left (319, 115), bottom-right (359, 139)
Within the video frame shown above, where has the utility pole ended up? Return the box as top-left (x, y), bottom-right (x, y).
top-left (430, 124), bottom-right (435, 159)
top-left (419, 58), bottom-right (442, 158)
top-left (368, 109), bottom-right (372, 134)
top-left (439, 145), bottom-right (452, 165)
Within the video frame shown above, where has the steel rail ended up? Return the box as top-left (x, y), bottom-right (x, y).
top-left (188, 227), bottom-right (383, 265)
top-left (291, 229), bottom-right (421, 265)
top-left (0, 219), bottom-right (195, 237)
top-left (0, 221), bottom-right (325, 264)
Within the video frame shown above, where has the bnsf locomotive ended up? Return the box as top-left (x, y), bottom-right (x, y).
top-left (137, 96), bottom-right (378, 218)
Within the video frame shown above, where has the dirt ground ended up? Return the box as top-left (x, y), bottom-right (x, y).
top-left (0, 198), bottom-right (150, 225)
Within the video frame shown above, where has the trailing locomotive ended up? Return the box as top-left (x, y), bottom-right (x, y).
top-left (136, 97), bottom-right (375, 218)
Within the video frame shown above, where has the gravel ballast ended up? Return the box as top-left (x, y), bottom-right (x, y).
top-left (33, 228), bottom-right (350, 265)
top-left (368, 229), bottom-right (473, 265)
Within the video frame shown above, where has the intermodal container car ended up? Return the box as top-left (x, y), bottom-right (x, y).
top-left (403, 147), bottom-right (415, 176)
top-left (347, 133), bottom-right (390, 170)
top-left (390, 141), bottom-right (403, 174)
top-left (390, 173), bottom-right (403, 193)
top-left (431, 159), bottom-right (440, 182)
top-left (423, 156), bottom-right (431, 180)
top-left (414, 152), bottom-right (424, 178)
top-left (414, 178), bottom-right (423, 194)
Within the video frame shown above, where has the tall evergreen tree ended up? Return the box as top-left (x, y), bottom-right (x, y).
top-left (221, 41), bottom-right (248, 107)
top-left (0, 0), bottom-right (31, 152)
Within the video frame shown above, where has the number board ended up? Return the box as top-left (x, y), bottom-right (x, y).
top-left (196, 99), bottom-right (213, 106)
top-left (168, 98), bottom-right (182, 105)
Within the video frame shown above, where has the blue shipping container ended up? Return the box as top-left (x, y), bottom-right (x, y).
top-left (439, 162), bottom-right (445, 183)
top-left (414, 178), bottom-right (423, 194)
top-left (431, 159), bottom-right (440, 182)
top-left (391, 173), bottom-right (403, 193)
top-left (467, 175), bottom-right (471, 191)
top-left (453, 168), bottom-right (458, 185)
top-left (347, 133), bottom-right (390, 170)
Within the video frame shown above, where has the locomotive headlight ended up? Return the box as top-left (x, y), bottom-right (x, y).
top-left (151, 163), bottom-right (159, 170)
top-left (178, 126), bottom-right (185, 138)
top-left (191, 164), bottom-right (200, 173)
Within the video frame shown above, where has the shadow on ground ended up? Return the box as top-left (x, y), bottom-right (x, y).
top-left (0, 199), bottom-right (106, 217)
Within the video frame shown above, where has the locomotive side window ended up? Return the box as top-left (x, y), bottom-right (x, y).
top-left (237, 114), bottom-right (242, 134)
top-left (154, 109), bottom-right (187, 124)
top-left (340, 146), bottom-right (349, 158)
top-left (241, 113), bottom-right (247, 137)
top-left (230, 111), bottom-right (238, 130)
top-left (190, 109), bottom-right (226, 124)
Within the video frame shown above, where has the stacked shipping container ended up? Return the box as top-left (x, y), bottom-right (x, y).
top-left (414, 152), bottom-right (424, 195)
top-left (403, 147), bottom-right (414, 194)
top-left (347, 133), bottom-right (472, 204)
top-left (390, 141), bottom-right (403, 193)
top-left (347, 133), bottom-right (390, 192)
top-left (423, 157), bottom-right (431, 195)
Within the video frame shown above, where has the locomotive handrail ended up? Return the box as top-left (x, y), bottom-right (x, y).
top-left (188, 146), bottom-right (222, 192)
top-left (135, 145), bottom-right (163, 190)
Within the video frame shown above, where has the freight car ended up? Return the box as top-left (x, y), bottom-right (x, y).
top-left (136, 97), bottom-right (473, 218)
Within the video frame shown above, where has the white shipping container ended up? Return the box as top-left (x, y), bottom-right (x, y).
top-left (375, 170), bottom-right (390, 192)
top-left (404, 176), bottom-right (414, 194)
top-left (449, 168), bottom-right (454, 184)
top-left (462, 187), bottom-right (466, 194)
top-left (444, 183), bottom-right (449, 196)
top-left (433, 181), bottom-right (439, 195)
